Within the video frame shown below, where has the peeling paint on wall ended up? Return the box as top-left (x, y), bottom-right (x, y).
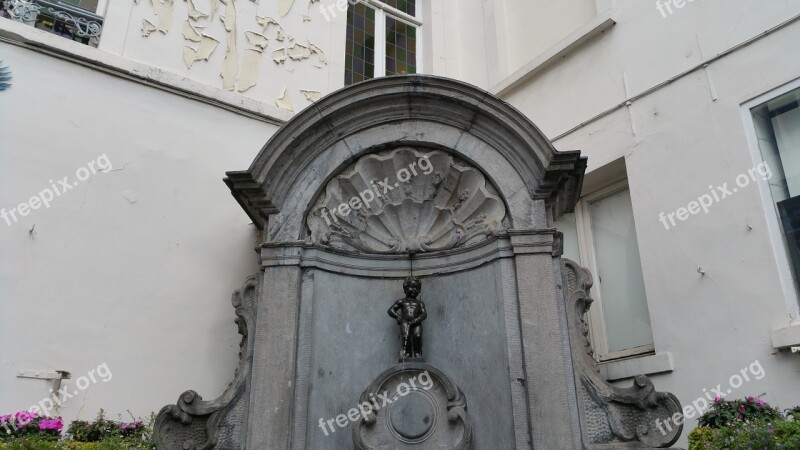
top-left (219, 0), bottom-right (236, 32)
top-left (209, 0), bottom-right (219, 19)
top-left (219, 0), bottom-right (239, 90)
top-left (238, 49), bottom-right (263, 93)
top-left (134, 0), bottom-right (328, 105)
top-left (303, 0), bottom-right (319, 21)
top-left (150, 0), bottom-right (174, 33)
top-left (186, 0), bottom-right (208, 21)
top-left (272, 47), bottom-right (287, 64)
top-left (299, 89), bottom-right (321, 102)
top-left (278, 0), bottom-right (296, 17)
top-left (286, 43), bottom-right (311, 61)
top-left (182, 21), bottom-right (202, 42)
top-left (275, 88), bottom-right (294, 111)
top-left (141, 19), bottom-right (157, 37)
top-left (183, 35), bottom-right (220, 68)
top-left (245, 31), bottom-right (269, 49)
top-left (308, 42), bottom-right (327, 65)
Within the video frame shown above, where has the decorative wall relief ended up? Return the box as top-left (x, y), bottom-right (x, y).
top-left (307, 148), bottom-right (507, 254)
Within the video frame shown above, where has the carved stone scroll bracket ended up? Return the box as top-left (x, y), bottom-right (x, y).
top-left (561, 259), bottom-right (683, 448)
top-left (353, 360), bottom-right (473, 450)
top-left (154, 274), bottom-right (260, 450)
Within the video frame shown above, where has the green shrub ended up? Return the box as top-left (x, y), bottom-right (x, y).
top-left (773, 419), bottom-right (800, 448)
top-left (688, 426), bottom-right (715, 450)
top-left (66, 410), bottom-right (147, 443)
top-left (687, 418), bottom-right (800, 449)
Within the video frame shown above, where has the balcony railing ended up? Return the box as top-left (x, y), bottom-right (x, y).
top-left (1, 0), bottom-right (103, 47)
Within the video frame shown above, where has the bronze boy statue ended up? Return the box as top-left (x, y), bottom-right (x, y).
top-left (388, 276), bottom-right (427, 358)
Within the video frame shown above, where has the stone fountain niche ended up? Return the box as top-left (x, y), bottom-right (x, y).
top-left (154, 76), bottom-right (683, 449)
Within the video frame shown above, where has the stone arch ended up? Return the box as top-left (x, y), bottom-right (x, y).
top-left (224, 75), bottom-right (586, 243)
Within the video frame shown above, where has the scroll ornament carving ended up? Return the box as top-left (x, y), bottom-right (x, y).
top-left (307, 147), bottom-right (506, 254)
top-left (153, 275), bottom-right (259, 450)
top-left (561, 259), bottom-right (683, 448)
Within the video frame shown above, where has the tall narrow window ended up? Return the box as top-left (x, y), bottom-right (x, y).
top-left (555, 181), bottom-right (655, 361)
top-left (345, 0), bottom-right (421, 85)
top-left (751, 87), bottom-right (800, 299)
top-left (588, 188), bottom-right (653, 354)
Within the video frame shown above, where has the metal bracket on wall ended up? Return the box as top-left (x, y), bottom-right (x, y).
top-left (17, 369), bottom-right (72, 397)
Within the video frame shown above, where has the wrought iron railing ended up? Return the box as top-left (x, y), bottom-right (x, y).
top-left (1, 0), bottom-right (103, 47)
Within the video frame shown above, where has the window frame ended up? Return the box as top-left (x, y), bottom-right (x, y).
top-left (573, 180), bottom-right (656, 362)
top-left (349, 0), bottom-right (423, 81)
top-left (741, 77), bottom-right (800, 322)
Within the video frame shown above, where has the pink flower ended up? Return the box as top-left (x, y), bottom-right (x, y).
top-left (756, 398), bottom-right (766, 406)
top-left (37, 419), bottom-right (62, 431)
top-left (746, 396), bottom-right (754, 402)
top-left (739, 405), bottom-right (746, 413)
top-left (15, 411), bottom-right (32, 425)
top-left (715, 396), bottom-right (723, 404)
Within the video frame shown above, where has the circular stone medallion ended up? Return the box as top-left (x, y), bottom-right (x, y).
top-left (386, 390), bottom-right (438, 443)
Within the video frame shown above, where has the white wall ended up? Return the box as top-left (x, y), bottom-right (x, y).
top-left (494, 0), bottom-right (800, 445)
top-left (501, 0), bottom-right (597, 75)
top-left (0, 41), bottom-right (277, 424)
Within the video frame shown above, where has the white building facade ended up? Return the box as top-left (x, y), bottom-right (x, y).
top-left (1, 0), bottom-right (799, 447)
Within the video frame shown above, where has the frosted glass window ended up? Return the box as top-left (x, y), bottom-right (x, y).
top-left (589, 189), bottom-right (654, 353)
top-left (555, 213), bottom-right (581, 264)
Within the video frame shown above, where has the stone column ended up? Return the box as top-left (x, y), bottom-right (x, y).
top-left (510, 231), bottom-right (581, 450)
top-left (246, 265), bottom-right (302, 449)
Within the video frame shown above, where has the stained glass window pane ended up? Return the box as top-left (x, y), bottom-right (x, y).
top-left (385, 17), bottom-right (417, 76)
top-left (378, 0), bottom-right (416, 17)
top-left (344, 2), bottom-right (376, 85)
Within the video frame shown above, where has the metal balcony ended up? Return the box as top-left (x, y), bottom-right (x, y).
top-left (1, 0), bottom-right (103, 47)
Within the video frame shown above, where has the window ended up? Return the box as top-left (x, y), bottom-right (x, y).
top-left (557, 181), bottom-right (655, 361)
top-left (1, 0), bottom-right (105, 47)
top-left (345, 0), bottom-right (420, 85)
top-left (750, 86), bottom-right (800, 304)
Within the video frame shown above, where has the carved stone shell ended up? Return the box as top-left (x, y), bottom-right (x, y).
top-left (307, 147), bottom-right (507, 254)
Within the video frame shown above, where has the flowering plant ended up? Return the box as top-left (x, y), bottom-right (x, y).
top-left (66, 410), bottom-right (147, 442)
top-left (698, 395), bottom-right (782, 428)
top-left (0, 411), bottom-right (62, 440)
